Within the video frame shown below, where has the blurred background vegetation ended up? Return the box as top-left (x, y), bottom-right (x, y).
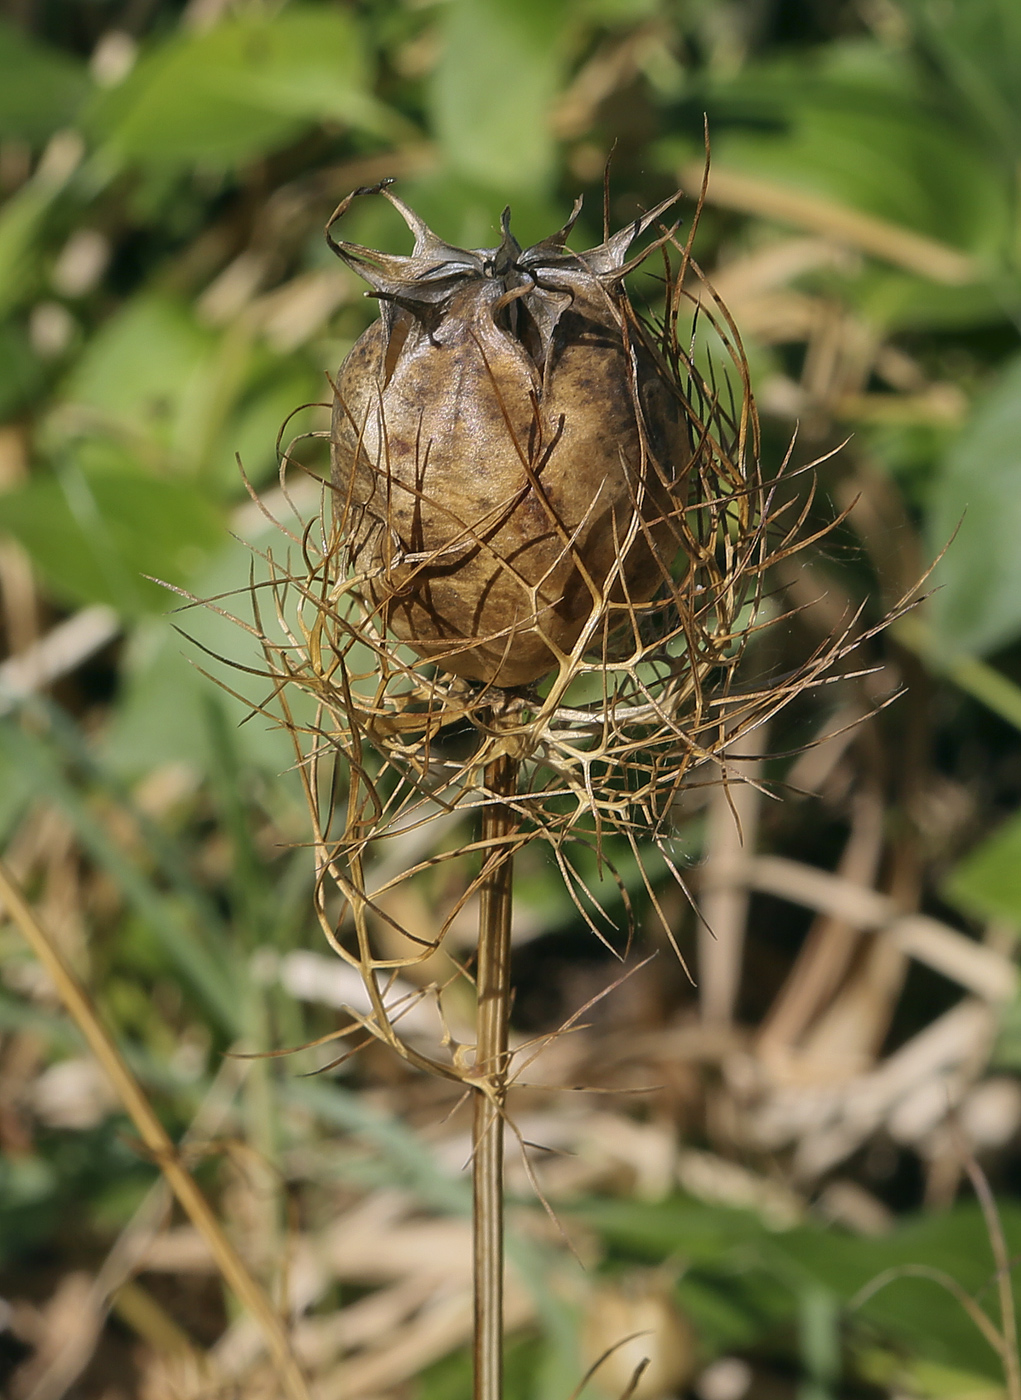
top-left (2, 0), bottom-right (1021, 1397)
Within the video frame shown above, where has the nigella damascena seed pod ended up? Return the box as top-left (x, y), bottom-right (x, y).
top-left (326, 181), bottom-right (691, 689)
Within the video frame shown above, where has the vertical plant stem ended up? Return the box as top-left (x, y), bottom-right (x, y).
top-left (473, 748), bottom-right (519, 1400)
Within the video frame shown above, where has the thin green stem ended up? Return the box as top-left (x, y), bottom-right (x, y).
top-left (473, 750), bottom-right (518, 1400)
top-left (964, 1158), bottom-right (1021, 1400)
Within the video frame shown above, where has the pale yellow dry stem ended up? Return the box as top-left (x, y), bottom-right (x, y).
top-left (472, 748), bottom-right (518, 1400)
top-left (679, 161), bottom-right (980, 285)
top-left (0, 859), bottom-right (311, 1400)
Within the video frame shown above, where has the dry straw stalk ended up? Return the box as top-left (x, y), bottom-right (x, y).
top-left (0, 860), bottom-right (311, 1400)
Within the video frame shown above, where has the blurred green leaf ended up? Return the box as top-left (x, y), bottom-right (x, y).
top-left (580, 1195), bottom-right (1019, 1378)
top-left (840, 265), bottom-right (1006, 333)
top-left (0, 725), bottom-right (36, 839)
top-left (53, 295), bottom-right (321, 487)
top-left (0, 321), bottom-right (44, 418)
top-left (859, 1348), bottom-right (1007, 1400)
top-left (88, 7), bottom-right (385, 169)
top-left (0, 143), bottom-right (80, 316)
top-left (897, 0), bottom-right (1021, 162)
top-left (0, 459), bottom-right (222, 613)
top-left (56, 295), bottom-right (217, 457)
top-left (798, 1287), bottom-right (841, 1400)
top-left (0, 719), bottom-right (239, 1033)
top-left (0, 1153), bottom-right (57, 1207)
top-left (430, 0), bottom-right (568, 195)
top-left (103, 533), bottom-right (306, 778)
top-left (700, 51), bottom-right (1009, 259)
top-left (992, 994), bottom-right (1021, 1071)
top-left (0, 19), bottom-right (89, 142)
top-left (777, 1210), bottom-right (1014, 1379)
top-left (0, 988), bottom-right (79, 1049)
top-left (227, 360), bottom-right (323, 487)
top-left (944, 809), bottom-right (1021, 925)
top-left (927, 353), bottom-right (1021, 656)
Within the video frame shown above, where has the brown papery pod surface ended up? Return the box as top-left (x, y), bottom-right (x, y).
top-left (327, 181), bottom-right (692, 689)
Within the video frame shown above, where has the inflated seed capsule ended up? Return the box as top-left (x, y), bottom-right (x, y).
top-left (327, 182), bottom-right (691, 689)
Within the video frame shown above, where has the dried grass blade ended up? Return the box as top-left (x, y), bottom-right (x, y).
top-left (680, 161), bottom-right (980, 285)
top-left (0, 859), bottom-right (311, 1400)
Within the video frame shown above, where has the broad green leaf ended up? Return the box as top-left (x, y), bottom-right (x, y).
top-left (944, 810), bottom-right (1021, 925)
top-left (580, 1195), bottom-right (1021, 1377)
top-left (88, 8), bottom-right (381, 169)
top-left (0, 460), bottom-right (222, 613)
top-left (926, 354), bottom-right (1021, 655)
top-left (430, 0), bottom-right (568, 195)
top-left (57, 295), bottom-right (216, 455)
top-left (0, 20), bottom-right (89, 142)
top-left (104, 533), bottom-right (306, 779)
top-left (53, 295), bottom-right (322, 487)
top-left (776, 1212), bottom-right (1012, 1379)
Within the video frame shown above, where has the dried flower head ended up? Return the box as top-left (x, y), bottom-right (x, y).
top-left (219, 178), bottom-right (870, 1070)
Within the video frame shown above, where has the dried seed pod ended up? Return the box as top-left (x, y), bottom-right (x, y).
top-left (327, 182), bottom-right (692, 688)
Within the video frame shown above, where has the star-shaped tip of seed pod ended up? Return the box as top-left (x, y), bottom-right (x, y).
top-left (325, 181), bottom-right (685, 306)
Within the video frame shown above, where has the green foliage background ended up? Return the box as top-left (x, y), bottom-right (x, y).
top-left (3, 1), bottom-right (1021, 1397)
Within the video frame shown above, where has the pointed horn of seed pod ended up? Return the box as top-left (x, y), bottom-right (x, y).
top-left (523, 196), bottom-right (585, 260)
top-left (488, 207), bottom-right (522, 276)
top-left (575, 188), bottom-right (684, 280)
top-left (325, 179), bottom-right (484, 302)
top-left (378, 185), bottom-right (484, 272)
